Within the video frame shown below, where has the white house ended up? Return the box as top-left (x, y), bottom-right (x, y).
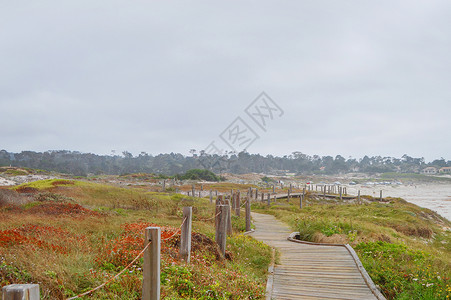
top-left (439, 167), bottom-right (451, 174)
top-left (422, 167), bottom-right (437, 174)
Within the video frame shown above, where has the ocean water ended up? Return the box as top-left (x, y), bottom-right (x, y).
top-left (348, 184), bottom-right (451, 222)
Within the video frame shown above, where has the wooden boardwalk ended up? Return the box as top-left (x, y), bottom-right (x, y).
top-left (250, 213), bottom-right (385, 300)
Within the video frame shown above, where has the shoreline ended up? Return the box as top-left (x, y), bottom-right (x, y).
top-left (346, 183), bottom-right (451, 221)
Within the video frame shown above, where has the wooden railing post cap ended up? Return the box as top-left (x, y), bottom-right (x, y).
top-left (144, 227), bottom-right (160, 240)
top-left (145, 226), bottom-right (160, 230)
top-left (2, 284), bottom-right (40, 300)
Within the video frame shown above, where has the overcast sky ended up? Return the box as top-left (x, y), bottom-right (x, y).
top-left (1, 1), bottom-right (450, 161)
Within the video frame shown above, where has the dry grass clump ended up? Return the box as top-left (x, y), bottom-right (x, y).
top-left (0, 189), bottom-right (32, 206)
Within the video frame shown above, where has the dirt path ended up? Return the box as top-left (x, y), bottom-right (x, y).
top-left (250, 212), bottom-right (383, 299)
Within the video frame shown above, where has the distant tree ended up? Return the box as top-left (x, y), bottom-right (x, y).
top-left (431, 158), bottom-right (447, 168)
top-left (261, 176), bottom-right (275, 183)
top-left (175, 169), bottom-right (221, 181)
top-left (122, 151), bottom-right (133, 159)
top-left (0, 149), bottom-right (445, 176)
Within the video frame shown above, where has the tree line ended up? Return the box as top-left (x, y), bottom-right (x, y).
top-left (0, 149), bottom-right (449, 177)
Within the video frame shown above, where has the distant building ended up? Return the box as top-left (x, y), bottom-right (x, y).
top-left (439, 167), bottom-right (451, 174)
top-left (422, 167), bottom-right (437, 174)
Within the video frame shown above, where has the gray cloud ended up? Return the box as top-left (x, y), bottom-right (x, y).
top-left (1, 1), bottom-right (450, 161)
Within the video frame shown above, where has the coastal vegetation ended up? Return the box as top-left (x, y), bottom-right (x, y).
top-left (0, 179), bottom-right (271, 299)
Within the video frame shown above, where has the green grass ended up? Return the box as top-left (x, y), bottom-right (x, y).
top-left (380, 172), bottom-right (451, 182)
top-left (12, 179), bottom-right (77, 190)
top-left (3, 169), bottom-right (28, 176)
top-left (0, 167), bottom-right (49, 176)
top-left (355, 241), bottom-right (450, 299)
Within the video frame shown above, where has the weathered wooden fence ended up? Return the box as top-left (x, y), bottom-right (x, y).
top-left (2, 190), bottom-right (254, 300)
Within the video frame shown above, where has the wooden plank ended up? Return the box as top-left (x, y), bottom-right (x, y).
top-left (250, 212), bottom-right (384, 300)
top-left (274, 290), bottom-right (373, 300)
top-left (274, 286), bottom-right (375, 296)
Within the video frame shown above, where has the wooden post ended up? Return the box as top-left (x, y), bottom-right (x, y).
top-left (300, 195), bottom-right (303, 209)
top-left (215, 195), bottom-right (223, 229)
top-left (287, 189), bottom-right (291, 201)
top-left (249, 187), bottom-right (253, 198)
top-left (142, 227), bottom-right (160, 300)
top-left (191, 185), bottom-right (195, 198)
top-left (245, 197), bottom-right (251, 232)
top-left (231, 192), bottom-right (235, 210)
top-left (201, 184), bottom-right (203, 191)
top-left (162, 180), bottom-right (166, 192)
top-left (272, 185), bottom-right (275, 193)
top-left (339, 187), bottom-right (342, 200)
top-left (235, 191), bottom-right (241, 216)
top-left (255, 188), bottom-right (258, 200)
top-left (2, 284), bottom-right (40, 300)
top-left (225, 200), bottom-right (232, 235)
top-left (358, 190), bottom-right (361, 204)
top-left (289, 183), bottom-right (292, 193)
top-left (380, 190), bottom-right (382, 201)
top-left (261, 192), bottom-right (264, 202)
top-left (215, 204), bottom-right (228, 257)
top-left (216, 195), bottom-right (223, 205)
top-left (180, 207), bottom-right (192, 263)
top-left (209, 190), bottom-right (213, 204)
top-left (215, 190), bottom-right (218, 196)
top-left (267, 193), bottom-right (271, 206)
top-left (323, 186), bottom-right (326, 198)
